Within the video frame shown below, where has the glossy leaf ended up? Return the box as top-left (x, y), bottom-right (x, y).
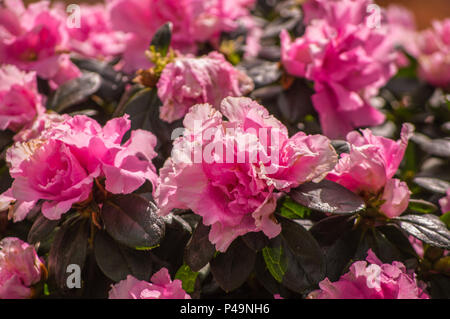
top-left (28, 213), bottom-right (59, 244)
top-left (413, 177), bottom-right (450, 194)
top-left (289, 180), bottom-right (365, 215)
top-left (392, 214), bottom-right (450, 249)
top-left (210, 238), bottom-right (256, 292)
top-left (184, 222), bottom-right (216, 272)
top-left (150, 22), bottom-right (172, 57)
top-left (101, 194), bottom-right (165, 249)
top-left (48, 216), bottom-right (90, 291)
top-left (94, 230), bottom-right (153, 282)
top-left (51, 72), bottom-right (102, 112)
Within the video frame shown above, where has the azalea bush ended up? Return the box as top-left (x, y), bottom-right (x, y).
top-left (0, 0), bottom-right (449, 300)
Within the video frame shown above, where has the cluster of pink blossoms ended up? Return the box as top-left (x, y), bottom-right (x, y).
top-left (157, 51), bottom-right (254, 123)
top-left (155, 97), bottom-right (338, 251)
top-left (1, 113), bottom-right (158, 221)
top-left (327, 123), bottom-right (414, 218)
top-left (308, 249), bottom-right (429, 299)
top-left (0, 0), bottom-right (81, 88)
top-left (281, 0), bottom-right (398, 138)
top-left (0, 237), bottom-right (45, 299)
top-left (415, 19), bottom-right (450, 88)
top-left (108, 268), bottom-right (190, 299)
top-left (0, 65), bottom-right (45, 132)
top-left (107, 0), bottom-right (258, 72)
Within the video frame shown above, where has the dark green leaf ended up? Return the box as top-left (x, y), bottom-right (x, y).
top-left (289, 180), bottom-right (365, 215)
top-left (0, 130), bottom-right (14, 153)
top-left (323, 229), bottom-right (360, 281)
top-left (184, 222), bottom-right (216, 272)
top-left (392, 214), bottom-right (450, 249)
top-left (51, 72), bottom-right (102, 112)
top-left (94, 231), bottom-right (153, 282)
top-left (429, 274), bottom-right (450, 299)
top-left (408, 199), bottom-right (438, 214)
top-left (151, 22), bottom-right (173, 57)
top-left (210, 238), bottom-right (256, 292)
top-left (48, 216), bottom-right (89, 291)
top-left (241, 232), bottom-right (269, 252)
top-left (279, 197), bottom-right (312, 219)
top-left (310, 215), bottom-right (355, 246)
top-left (412, 133), bottom-right (450, 158)
top-left (413, 177), bottom-right (450, 194)
top-left (239, 60), bottom-right (280, 88)
top-left (331, 140), bottom-right (350, 155)
top-left (101, 194), bottom-right (165, 249)
top-left (174, 264), bottom-right (198, 294)
top-left (263, 217), bottom-right (325, 294)
top-left (441, 212), bottom-right (450, 228)
top-left (28, 213), bottom-right (59, 244)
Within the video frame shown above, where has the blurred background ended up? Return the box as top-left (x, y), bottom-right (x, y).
top-left (21, 0), bottom-right (450, 30)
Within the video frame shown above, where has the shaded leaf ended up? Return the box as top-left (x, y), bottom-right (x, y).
top-left (289, 180), bottom-right (365, 215)
top-left (94, 231), bottom-right (153, 282)
top-left (101, 194), bottom-right (165, 249)
top-left (279, 197), bottom-right (312, 219)
top-left (184, 222), bottom-right (216, 272)
top-left (48, 216), bottom-right (89, 291)
top-left (408, 199), bottom-right (438, 214)
top-left (51, 72), bottom-right (102, 112)
top-left (28, 213), bottom-right (60, 244)
top-left (441, 212), bottom-right (450, 228)
top-left (264, 217), bottom-right (325, 294)
top-left (413, 177), bottom-right (450, 194)
top-left (392, 214), bottom-right (450, 249)
top-left (151, 22), bottom-right (172, 57)
top-left (412, 133), bottom-right (450, 158)
top-left (331, 140), bottom-right (350, 156)
top-left (239, 60), bottom-right (281, 88)
top-left (310, 215), bottom-right (355, 246)
top-left (242, 231), bottom-right (269, 252)
top-left (210, 238), bottom-right (256, 292)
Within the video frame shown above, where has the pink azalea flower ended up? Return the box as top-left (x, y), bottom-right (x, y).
top-left (5, 114), bottom-right (158, 221)
top-left (0, 237), bottom-right (45, 299)
top-left (108, 268), bottom-right (191, 299)
top-left (0, 65), bottom-right (45, 132)
top-left (416, 19), bottom-right (450, 88)
top-left (327, 123), bottom-right (413, 218)
top-left (157, 51), bottom-right (254, 123)
top-left (107, 0), bottom-right (257, 72)
top-left (379, 178), bottom-right (410, 219)
top-left (0, 0), bottom-right (81, 88)
top-left (308, 249), bottom-right (429, 299)
top-left (281, 0), bottom-right (397, 138)
top-left (66, 4), bottom-right (127, 61)
top-left (155, 97), bottom-right (337, 252)
top-left (440, 189), bottom-right (450, 214)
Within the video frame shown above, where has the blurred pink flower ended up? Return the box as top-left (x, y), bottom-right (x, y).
top-left (157, 51), bottom-right (254, 123)
top-left (155, 97), bottom-right (337, 251)
top-left (327, 123), bottom-right (413, 218)
top-left (440, 189), bottom-right (450, 214)
top-left (5, 114), bottom-right (158, 221)
top-left (67, 4), bottom-right (127, 60)
top-left (308, 249), bottom-right (429, 299)
top-left (0, 237), bottom-right (45, 299)
top-left (107, 0), bottom-right (257, 72)
top-left (281, 0), bottom-right (397, 138)
top-left (109, 268), bottom-right (191, 299)
top-left (0, 65), bottom-right (45, 132)
top-left (416, 19), bottom-right (450, 88)
top-left (0, 0), bottom-right (81, 88)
